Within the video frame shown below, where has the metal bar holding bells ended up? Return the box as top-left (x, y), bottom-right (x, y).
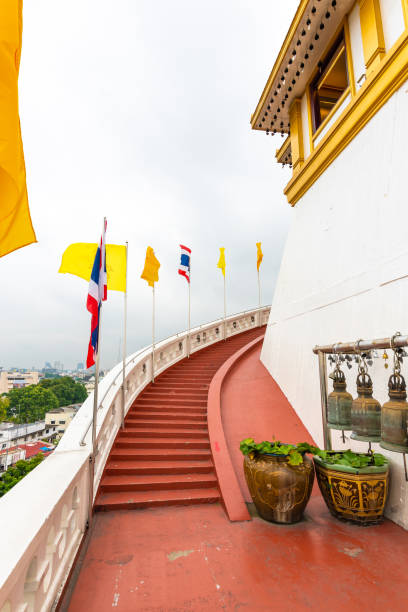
top-left (313, 335), bottom-right (408, 354)
top-left (318, 351), bottom-right (332, 451)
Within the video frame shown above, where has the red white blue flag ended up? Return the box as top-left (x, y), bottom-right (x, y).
top-left (86, 220), bottom-right (107, 368)
top-left (178, 244), bottom-right (191, 283)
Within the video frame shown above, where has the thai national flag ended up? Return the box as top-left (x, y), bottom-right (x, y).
top-left (178, 244), bottom-right (191, 283)
top-left (86, 220), bottom-right (107, 368)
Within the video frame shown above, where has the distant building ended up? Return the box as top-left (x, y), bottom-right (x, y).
top-left (76, 362), bottom-right (84, 371)
top-left (0, 441), bottom-right (53, 471)
top-left (45, 404), bottom-right (79, 437)
top-left (0, 421), bottom-right (57, 449)
top-left (0, 371), bottom-right (40, 394)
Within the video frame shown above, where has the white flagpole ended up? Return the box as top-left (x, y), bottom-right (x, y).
top-left (187, 257), bottom-right (191, 357)
top-left (223, 274), bottom-right (226, 340)
top-left (121, 242), bottom-right (128, 428)
top-left (89, 216), bottom-right (106, 526)
top-left (152, 284), bottom-right (155, 382)
top-left (258, 267), bottom-right (261, 326)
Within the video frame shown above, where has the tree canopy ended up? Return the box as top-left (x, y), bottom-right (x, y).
top-left (0, 454), bottom-right (44, 497)
top-left (6, 377), bottom-right (87, 423)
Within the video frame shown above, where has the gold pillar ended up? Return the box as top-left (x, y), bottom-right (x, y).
top-left (358, 0), bottom-right (385, 77)
top-left (289, 98), bottom-right (304, 174)
top-left (402, 0), bottom-right (408, 29)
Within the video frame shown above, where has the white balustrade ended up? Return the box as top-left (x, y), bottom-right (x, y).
top-left (0, 306), bottom-right (270, 611)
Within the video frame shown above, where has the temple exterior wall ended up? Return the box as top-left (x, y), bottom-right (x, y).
top-left (261, 77), bottom-right (408, 528)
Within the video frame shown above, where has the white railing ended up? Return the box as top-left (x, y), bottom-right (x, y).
top-left (0, 306), bottom-right (270, 612)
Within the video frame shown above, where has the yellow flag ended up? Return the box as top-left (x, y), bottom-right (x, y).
top-left (256, 242), bottom-right (263, 271)
top-left (0, 0), bottom-right (37, 257)
top-left (141, 246), bottom-right (160, 287)
top-left (217, 247), bottom-right (226, 277)
top-left (59, 243), bottom-right (127, 292)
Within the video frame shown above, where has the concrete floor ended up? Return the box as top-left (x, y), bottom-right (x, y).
top-left (67, 346), bottom-right (408, 612)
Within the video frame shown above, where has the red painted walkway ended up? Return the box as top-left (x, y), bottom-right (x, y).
top-left (95, 328), bottom-right (265, 511)
top-left (67, 338), bottom-right (408, 612)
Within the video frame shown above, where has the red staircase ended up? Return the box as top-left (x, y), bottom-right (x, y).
top-left (95, 327), bottom-right (265, 511)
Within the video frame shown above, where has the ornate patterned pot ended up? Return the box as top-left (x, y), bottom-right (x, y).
top-left (243, 453), bottom-right (314, 524)
top-left (313, 454), bottom-right (389, 525)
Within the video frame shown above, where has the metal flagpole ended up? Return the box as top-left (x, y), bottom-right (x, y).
top-left (223, 275), bottom-right (226, 340)
top-left (152, 285), bottom-right (155, 382)
top-left (88, 216), bottom-right (106, 527)
top-left (121, 242), bottom-right (128, 428)
top-left (258, 268), bottom-right (261, 326)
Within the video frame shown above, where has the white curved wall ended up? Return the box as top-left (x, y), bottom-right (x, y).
top-left (261, 78), bottom-right (408, 528)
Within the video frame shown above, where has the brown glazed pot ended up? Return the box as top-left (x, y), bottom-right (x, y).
top-left (243, 453), bottom-right (314, 524)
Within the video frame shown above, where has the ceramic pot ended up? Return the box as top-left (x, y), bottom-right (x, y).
top-left (243, 453), bottom-right (314, 524)
top-left (313, 454), bottom-right (389, 525)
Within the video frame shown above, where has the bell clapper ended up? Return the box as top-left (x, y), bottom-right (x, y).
top-left (341, 430), bottom-right (345, 443)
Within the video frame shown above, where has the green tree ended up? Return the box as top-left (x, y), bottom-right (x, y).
top-left (7, 386), bottom-right (59, 423)
top-left (0, 396), bottom-right (9, 422)
top-left (39, 376), bottom-right (87, 407)
top-left (0, 453), bottom-right (44, 497)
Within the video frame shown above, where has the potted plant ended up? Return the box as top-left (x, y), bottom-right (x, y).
top-left (312, 449), bottom-right (389, 525)
top-left (239, 439), bottom-right (315, 524)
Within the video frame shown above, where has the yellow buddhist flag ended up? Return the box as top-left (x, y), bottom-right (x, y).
top-left (58, 243), bottom-right (127, 292)
top-left (141, 246), bottom-right (160, 287)
top-left (0, 0), bottom-right (37, 257)
top-left (217, 247), bottom-right (226, 277)
top-left (256, 242), bottom-right (263, 271)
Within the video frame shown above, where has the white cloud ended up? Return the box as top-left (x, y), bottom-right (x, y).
top-left (0, 0), bottom-right (298, 369)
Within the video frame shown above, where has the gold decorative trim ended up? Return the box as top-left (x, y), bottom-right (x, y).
top-left (284, 31), bottom-right (408, 206)
top-left (275, 135), bottom-right (291, 164)
top-left (402, 0), bottom-right (408, 28)
top-left (344, 15), bottom-right (357, 97)
top-left (289, 98), bottom-right (304, 173)
top-left (251, 0), bottom-right (310, 129)
top-left (358, 0), bottom-right (385, 76)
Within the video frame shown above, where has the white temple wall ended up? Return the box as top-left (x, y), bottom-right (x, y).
top-left (379, 0), bottom-right (405, 51)
top-left (261, 77), bottom-right (408, 528)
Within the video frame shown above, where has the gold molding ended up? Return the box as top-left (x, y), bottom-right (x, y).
top-left (402, 0), bottom-right (408, 28)
top-left (344, 16), bottom-right (357, 97)
top-left (276, 135), bottom-right (291, 164)
top-left (358, 0), bottom-right (385, 76)
top-left (251, 0), bottom-right (310, 128)
top-left (284, 31), bottom-right (408, 206)
top-left (289, 98), bottom-right (304, 173)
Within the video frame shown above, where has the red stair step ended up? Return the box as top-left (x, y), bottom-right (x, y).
top-left (109, 448), bottom-right (212, 461)
top-left (117, 428), bottom-right (208, 438)
top-left (105, 459), bottom-right (214, 475)
top-left (95, 487), bottom-right (220, 511)
top-left (123, 420), bottom-right (207, 429)
top-left (114, 438), bottom-right (210, 449)
top-left (126, 412), bottom-right (207, 422)
top-left (100, 473), bottom-right (218, 492)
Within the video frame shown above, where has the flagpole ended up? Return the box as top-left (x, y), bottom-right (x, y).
top-left (152, 285), bottom-right (155, 383)
top-left (188, 274), bottom-right (191, 358)
top-left (223, 274), bottom-right (226, 341)
top-left (121, 242), bottom-right (128, 428)
top-left (88, 216), bottom-right (106, 527)
top-left (257, 268), bottom-right (261, 326)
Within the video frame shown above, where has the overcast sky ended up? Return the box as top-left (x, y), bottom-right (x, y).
top-left (1, 0), bottom-right (298, 370)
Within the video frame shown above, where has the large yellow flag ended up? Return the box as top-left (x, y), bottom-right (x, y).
top-left (141, 246), bottom-right (160, 287)
top-left (59, 243), bottom-right (127, 292)
top-left (217, 247), bottom-right (226, 277)
top-left (256, 242), bottom-right (263, 271)
top-left (0, 0), bottom-right (37, 257)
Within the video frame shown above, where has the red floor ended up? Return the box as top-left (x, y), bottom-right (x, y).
top-left (67, 343), bottom-right (408, 612)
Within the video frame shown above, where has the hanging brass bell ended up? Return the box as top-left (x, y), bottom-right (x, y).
top-left (327, 367), bottom-right (352, 430)
top-left (351, 371), bottom-right (381, 441)
top-left (380, 372), bottom-right (408, 453)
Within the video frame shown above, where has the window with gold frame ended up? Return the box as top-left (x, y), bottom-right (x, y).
top-left (310, 32), bottom-right (350, 133)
